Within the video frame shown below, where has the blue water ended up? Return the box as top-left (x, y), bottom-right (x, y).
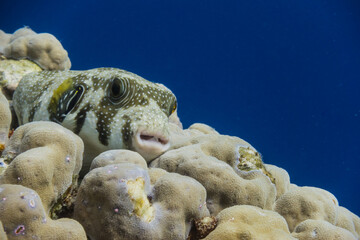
top-left (1, 0), bottom-right (360, 215)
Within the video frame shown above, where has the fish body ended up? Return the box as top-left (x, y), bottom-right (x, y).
top-left (13, 68), bottom-right (177, 173)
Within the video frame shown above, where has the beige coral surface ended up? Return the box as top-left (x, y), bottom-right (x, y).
top-left (74, 154), bottom-right (210, 240)
top-left (336, 206), bottom-right (360, 239)
top-left (0, 27), bottom-right (71, 70)
top-left (0, 121), bottom-right (84, 214)
top-left (0, 184), bottom-right (87, 240)
top-left (274, 186), bottom-right (340, 232)
top-left (292, 219), bottom-right (357, 240)
top-left (203, 205), bottom-right (295, 240)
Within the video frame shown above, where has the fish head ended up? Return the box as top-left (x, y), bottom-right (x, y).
top-left (45, 68), bottom-right (177, 168)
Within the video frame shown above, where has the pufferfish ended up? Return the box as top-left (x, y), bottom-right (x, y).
top-left (12, 68), bottom-right (177, 173)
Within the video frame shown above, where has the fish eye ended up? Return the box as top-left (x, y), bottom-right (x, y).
top-left (65, 85), bottom-right (84, 115)
top-left (108, 78), bottom-right (125, 102)
top-left (169, 100), bottom-right (177, 116)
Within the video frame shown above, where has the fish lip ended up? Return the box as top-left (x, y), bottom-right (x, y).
top-left (136, 130), bottom-right (170, 148)
top-left (133, 130), bottom-right (170, 161)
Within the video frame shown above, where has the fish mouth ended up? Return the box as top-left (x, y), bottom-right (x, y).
top-left (133, 130), bottom-right (170, 162)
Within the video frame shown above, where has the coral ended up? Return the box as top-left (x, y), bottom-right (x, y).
top-left (148, 167), bottom-right (168, 185)
top-left (0, 91), bottom-right (11, 155)
top-left (0, 184), bottom-right (86, 240)
top-left (0, 121), bottom-right (84, 216)
top-left (0, 30), bottom-right (11, 55)
top-left (1, 27), bottom-right (71, 70)
top-left (168, 123), bottom-right (275, 183)
top-left (203, 205), bottom-right (295, 240)
top-left (236, 145), bottom-right (275, 183)
top-left (150, 141), bottom-right (276, 215)
top-left (166, 122), bottom-right (212, 148)
top-left (74, 158), bottom-right (210, 240)
top-left (150, 123), bottom-right (279, 215)
top-left (188, 123), bottom-right (219, 135)
top-left (187, 216), bottom-right (217, 240)
top-left (292, 219), bottom-right (357, 240)
top-left (0, 58), bottom-right (42, 99)
top-left (336, 206), bottom-right (360, 239)
top-left (90, 149), bottom-right (148, 170)
top-left (264, 163), bottom-right (291, 199)
top-left (274, 186), bottom-right (339, 232)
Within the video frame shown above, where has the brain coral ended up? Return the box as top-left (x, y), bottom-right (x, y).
top-left (203, 205), bottom-right (295, 240)
top-left (90, 149), bottom-right (148, 170)
top-left (151, 144), bottom-right (276, 215)
top-left (167, 123), bottom-right (275, 182)
top-left (263, 163), bottom-right (291, 199)
top-left (0, 184), bottom-right (86, 240)
top-left (274, 186), bottom-right (339, 232)
top-left (0, 30), bottom-right (11, 54)
top-left (336, 206), bottom-right (360, 239)
top-left (151, 123), bottom-right (277, 215)
top-left (292, 219), bottom-right (357, 240)
top-left (0, 121), bottom-right (84, 215)
top-left (1, 27), bottom-right (71, 70)
top-left (74, 151), bottom-right (210, 240)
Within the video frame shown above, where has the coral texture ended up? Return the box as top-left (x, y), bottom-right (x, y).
top-left (0, 113), bottom-right (359, 239)
top-left (1, 27), bottom-right (71, 70)
top-left (264, 163), bottom-right (291, 199)
top-left (74, 156), bottom-right (210, 240)
top-left (204, 205), bottom-right (295, 240)
top-left (292, 219), bottom-right (357, 240)
top-left (0, 121), bottom-right (84, 214)
top-left (0, 30), bottom-right (11, 54)
top-left (0, 184), bottom-right (86, 240)
top-left (274, 186), bottom-right (339, 232)
top-left (151, 124), bottom-right (277, 215)
top-left (336, 206), bottom-right (360, 239)
top-left (90, 149), bottom-right (148, 170)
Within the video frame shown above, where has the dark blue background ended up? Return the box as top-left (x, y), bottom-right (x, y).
top-left (1, 0), bottom-right (360, 215)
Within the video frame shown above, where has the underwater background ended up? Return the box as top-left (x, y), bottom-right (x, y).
top-left (1, 0), bottom-right (359, 215)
